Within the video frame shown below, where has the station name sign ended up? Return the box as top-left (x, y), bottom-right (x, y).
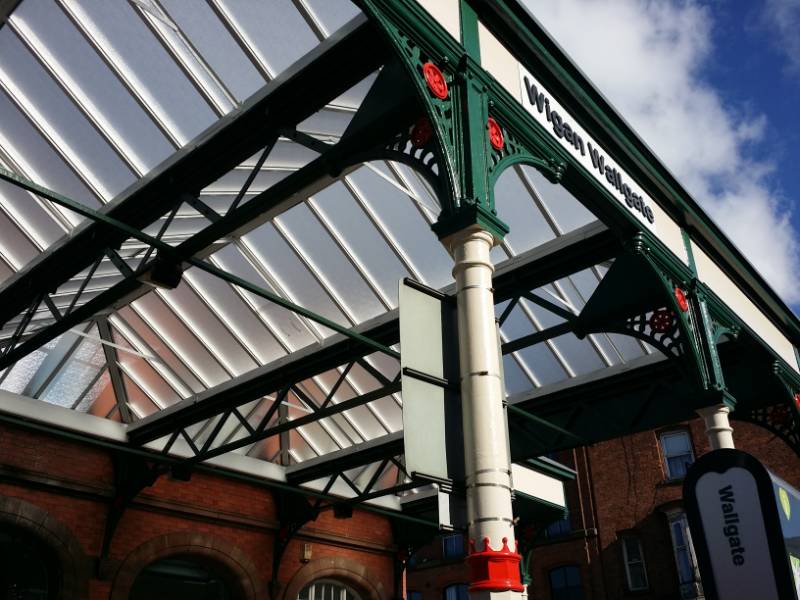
top-left (684, 449), bottom-right (799, 599)
top-left (518, 65), bottom-right (657, 233)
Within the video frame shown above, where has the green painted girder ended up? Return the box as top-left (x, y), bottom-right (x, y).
top-left (0, 408), bottom-right (438, 529)
top-left (354, 0), bottom-right (800, 405)
top-left (355, 0), bottom-right (510, 240)
top-left (575, 243), bottom-right (709, 393)
top-left (722, 337), bottom-right (800, 458)
top-left (128, 222), bottom-right (619, 448)
top-left (508, 335), bottom-right (800, 459)
top-left (508, 355), bottom-right (702, 460)
top-left (0, 69), bottom-right (423, 370)
top-left (0, 17), bottom-right (387, 351)
top-left (0, 166), bottom-right (400, 362)
top-left (471, 0), bottom-right (800, 350)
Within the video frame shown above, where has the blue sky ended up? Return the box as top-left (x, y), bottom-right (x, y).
top-left (529, 0), bottom-right (800, 313)
top-left (706, 0), bottom-right (800, 234)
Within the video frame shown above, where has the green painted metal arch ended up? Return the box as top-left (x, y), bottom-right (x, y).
top-left (486, 152), bottom-right (565, 191)
top-left (354, 0), bottom-right (461, 218)
top-left (575, 241), bottom-right (710, 393)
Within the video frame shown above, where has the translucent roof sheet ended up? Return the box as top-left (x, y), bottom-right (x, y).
top-left (0, 0), bottom-right (650, 487)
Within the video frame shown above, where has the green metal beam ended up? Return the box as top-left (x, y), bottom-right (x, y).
top-left (0, 70), bottom-right (420, 370)
top-left (0, 166), bottom-right (399, 362)
top-left (469, 0), bottom-right (800, 350)
top-left (127, 222), bottom-right (617, 447)
top-left (0, 16), bottom-right (385, 335)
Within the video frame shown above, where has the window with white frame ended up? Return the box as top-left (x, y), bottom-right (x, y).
top-left (667, 512), bottom-right (704, 599)
top-left (659, 430), bottom-right (695, 480)
top-left (299, 580), bottom-right (362, 600)
top-left (621, 537), bottom-right (648, 591)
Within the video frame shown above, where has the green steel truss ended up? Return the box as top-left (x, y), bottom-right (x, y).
top-left (0, 0), bottom-right (797, 519)
top-left (354, 0), bottom-right (800, 453)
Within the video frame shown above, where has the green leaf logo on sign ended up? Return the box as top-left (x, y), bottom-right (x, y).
top-left (779, 487), bottom-right (791, 520)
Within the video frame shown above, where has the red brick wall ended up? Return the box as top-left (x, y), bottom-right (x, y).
top-left (567, 417), bottom-right (800, 600)
top-left (0, 422), bottom-right (396, 599)
top-left (406, 416), bottom-right (800, 600)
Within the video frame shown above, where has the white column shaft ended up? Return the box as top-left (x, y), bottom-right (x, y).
top-left (449, 227), bottom-right (516, 552)
top-left (696, 404), bottom-right (735, 450)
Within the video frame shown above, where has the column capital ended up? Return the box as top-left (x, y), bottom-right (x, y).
top-left (696, 403), bottom-right (735, 450)
top-left (433, 203), bottom-right (509, 244)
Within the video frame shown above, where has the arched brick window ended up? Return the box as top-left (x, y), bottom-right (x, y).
top-left (300, 578), bottom-right (362, 600)
top-left (0, 522), bottom-right (61, 598)
top-left (130, 554), bottom-right (242, 599)
top-left (110, 532), bottom-right (263, 600)
top-left (282, 557), bottom-right (385, 600)
top-left (0, 495), bottom-right (89, 600)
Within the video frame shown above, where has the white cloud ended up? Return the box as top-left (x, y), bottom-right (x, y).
top-left (763, 0), bottom-right (800, 74)
top-left (527, 0), bottom-right (800, 303)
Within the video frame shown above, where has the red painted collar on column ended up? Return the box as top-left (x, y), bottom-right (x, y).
top-left (487, 117), bottom-right (504, 151)
top-left (466, 537), bottom-right (525, 592)
top-left (674, 287), bottom-right (689, 312)
top-left (423, 62), bottom-right (448, 99)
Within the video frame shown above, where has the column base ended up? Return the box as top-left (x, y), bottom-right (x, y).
top-left (468, 590), bottom-right (526, 600)
top-left (467, 538), bottom-right (524, 593)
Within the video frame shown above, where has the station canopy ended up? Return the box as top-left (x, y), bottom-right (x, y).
top-left (0, 0), bottom-right (798, 520)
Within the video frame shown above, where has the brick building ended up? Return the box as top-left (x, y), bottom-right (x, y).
top-left (0, 417), bottom-right (399, 600)
top-left (1, 1), bottom-right (799, 600)
top-left (407, 418), bottom-right (800, 600)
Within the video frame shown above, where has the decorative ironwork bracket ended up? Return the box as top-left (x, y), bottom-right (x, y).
top-left (733, 365), bottom-right (800, 458)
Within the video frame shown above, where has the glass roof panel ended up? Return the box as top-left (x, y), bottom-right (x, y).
top-left (277, 203), bottom-right (387, 322)
top-left (113, 308), bottom-right (203, 396)
top-left (160, 0), bottom-right (265, 101)
top-left (157, 278), bottom-right (258, 376)
top-left (311, 178), bottom-right (410, 306)
top-left (0, 176), bottom-right (66, 248)
top-left (241, 223), bottom-right (350, 331)
top-left (38, 325), bottom-right (104, 408)
top-left (345, 167), bottom-right (453, 288)
top-left (122, 371), bottom-right (160, 419)
top-left (211, 0), bottom-right (321, 77)
top-left (74, 369), bottom-right (111, 414)
top-left (66, 0), bottom-right (218, 142)
top-left (10, 0), bottom-right (176, 168)
top-left (182, 268), bottom-right (288, 366)
top-left (0, 89), bottom-right (99, 215)
top-left (131, 293), bottom-right (230, 388)
top-left (302, 0), bottom-right (360, 37)
top-left (0, 33), bottom-right (135, 200)
top-left (494, 166), bottom-right (556, 250)
top-left (0, 0), bottom-right (673, 486)
top-left (0, 202), bottom-right (39, 268)
top-left (519, 165), bottom-right (596, 233)
top-left (208, 244), bottom-right (318, 352)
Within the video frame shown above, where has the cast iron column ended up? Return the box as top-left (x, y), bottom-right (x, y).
top-left (446, 225), bottom-right (523, 600)
top-left (696, 404), bottom-right (735, 449)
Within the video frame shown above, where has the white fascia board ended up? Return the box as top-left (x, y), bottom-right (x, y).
top-left (511, 462), bottom-right (565, 508)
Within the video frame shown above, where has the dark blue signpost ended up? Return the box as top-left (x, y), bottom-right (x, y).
top-left (684, 449), bottom-right (800, 599)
